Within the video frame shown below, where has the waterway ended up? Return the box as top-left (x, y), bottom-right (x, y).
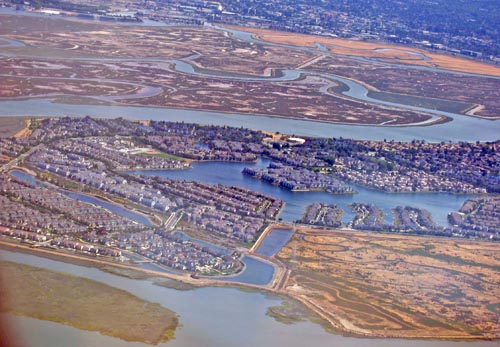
top-left (255, 229), bottom-right (295, 257)
top-left (1, 250), bottom-right (498, 347)
top-left (0, 98), bottom-right (498, 143)
top-left (170, 232), bottom-right (275, 285)
top-left (131, 158), bottom-right (477, 226)
top-left (0, 7), bottom-right (170, 27)
top-left (0, 20), bottom-right (499, 141)
top-left (162, 231), bottom-right (275, 285)
top-left (9, 170), bottom-right (155, 227)
top-left (216, 255), bottom-right (275, 285)
top-left (1, 12), bottom-right (499, 345)
top-left (7, 169), bottom-right (275, 285)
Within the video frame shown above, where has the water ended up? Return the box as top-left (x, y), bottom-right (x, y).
top-left (0, 36), bottom-right (25, 47)
top-left (8, 169), bottom-right (276, 284)
top-left (65, 192), bottom-right (154, 226)
top-left (0, 7), bottom-right (171, 27)
top-left (1, 250), bottom-right (497, 347)
top-left (9, 170), bottom-right (155, 227)
top-left (0, 98), bottom-right (498, 142)
top-left (215, 255), bottom-right (275, 285)
top-left (255, 229), bottom-right (295, 257)
top-left (9, 170), bottom-right (40, 186)
top-left (173, 60), bottom-right (302, 81)
top-left (1, 14), bottom-right (498, 346)
top-left (131, 158), bottom-right (477, 226)
top-left (173, 232), bottom-right (275, 285)
top-left (1, 24), bottom-right (499, 142)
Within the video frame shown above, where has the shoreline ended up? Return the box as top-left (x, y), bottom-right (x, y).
top-left (1, 238), bottom-right (497, 341)
top-left (1, 260), bottom-right (178, 345)
top-left (0, 95), bottom-right (446, 128)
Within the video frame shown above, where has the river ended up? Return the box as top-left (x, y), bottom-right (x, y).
top-left (0, 16), bottom-right (499, 142)
top-left (1, 98), bottom-right (498, 142)
top-left (1, 11), bottom-right (499, 345)
top-left (1, 250), bottom-right (498, 347)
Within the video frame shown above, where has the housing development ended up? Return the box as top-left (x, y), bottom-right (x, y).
top-left (1, 117), bottom-right (499, 266)
top-left (0, 2), bottom-right (499, 344)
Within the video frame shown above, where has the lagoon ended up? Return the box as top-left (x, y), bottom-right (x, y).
top-left (255, 229), bottom-right (295, 257)
top-left (131, 158), bottom-right (477, 226)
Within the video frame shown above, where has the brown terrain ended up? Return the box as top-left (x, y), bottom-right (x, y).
top-left (275, 228), bottom-right (500, 339)
top-left (0, 15), bottom-right (309, 75)
top-left (0, 117), bottom-right (29, 138)
top-left (1, 260), bottom-right (178, 344)
top-left (2, 14), bottom-right (497, 123)
top-left (0, 16), bottom-right (480, 125)
top-left (306, 55), bottom-right (500, 118)
top-left (228, 25), bottom-right (500, 77)
top-left (0, 41), bottom-right (437, 125)
top-left (225, 25), bottom-right (500, 119)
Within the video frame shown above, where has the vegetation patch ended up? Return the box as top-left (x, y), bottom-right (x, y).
top-left (278, 228), bottom-right (500, 339)
top-left (0, 261), bottom-right (179, 345)
top-left (0, 117), bottom-right (29, 138)
top-left (267, 299), bottom-right (316, 324)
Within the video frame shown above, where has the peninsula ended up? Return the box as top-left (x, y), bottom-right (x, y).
top-left (0, 116), bottom-right (498, 340)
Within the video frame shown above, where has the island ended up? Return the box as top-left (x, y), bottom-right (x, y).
top-left (0, 261), bottom-right (178, 345)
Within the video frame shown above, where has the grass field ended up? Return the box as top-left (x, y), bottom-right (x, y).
top-left (0, 261), bottom-right (178, 344)
top-left (277, 228), bottom-right (500, 339)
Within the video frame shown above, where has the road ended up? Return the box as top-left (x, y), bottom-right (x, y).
top-left (0, 144), bottom-right (44, 173)
top-left (164, 210), bottom-right (183, 230)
